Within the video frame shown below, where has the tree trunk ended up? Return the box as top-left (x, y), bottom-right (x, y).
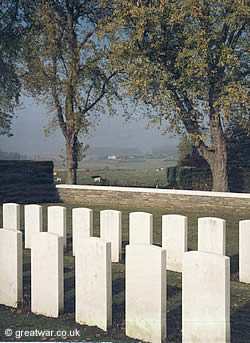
top-left (209, 106), bottom-right (229, 192)
top-left (198, 144), bottom-right (229, 192)
top-left (198, 110), bottom-right (229, 192)
top-left (209, 149), bottom-right (229, 192)
top-left (66, 134), bottom-right (78, 184)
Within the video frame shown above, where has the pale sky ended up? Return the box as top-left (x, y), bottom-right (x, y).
top-left (0, 96), bottom-right (178, 156)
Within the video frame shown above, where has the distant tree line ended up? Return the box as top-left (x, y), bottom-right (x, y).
top-left (0, 149), bottom-right (26, 160)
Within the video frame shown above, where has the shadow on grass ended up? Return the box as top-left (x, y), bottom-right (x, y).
top-left (64, 275), bottom-right (75, 313)
top-left (23, 274), bottom-right (31, 287)
top-left (120, 252), bottom-right (126, 264)
top-left (168, 284), bottom-right (181, 298)
top-left (112, 276), bottom-right (125, 327)
top-left (112, 302), bottom-right (125, 327)
top-left (112, 278), bottom-right (125, 297)
top-left (22, 273), bottom-right (31, 311)
top-left (64, 237), bottom-right (72, 255)
top-left (23, 262), bottom-right (31, 273)
top-left (230, 254), bottom-right (239, 281)
top-left (64, 293), bottom-right (75, 313)
top-left (64, 275), bottom-right (75, 291)
top-left (64, 266), bottom-right (74, 273)
top-left (167, 304), bottom-right (182, 343)
top-left (231, 301), bottom-right (250, 343)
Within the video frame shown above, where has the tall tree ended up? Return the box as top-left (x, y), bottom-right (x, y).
top-left (105, 0), bottom-right (249, 191)
top-left (0, 0), bottom-right (22, 136)
top-left (22, 0), bottom-right (120, 184)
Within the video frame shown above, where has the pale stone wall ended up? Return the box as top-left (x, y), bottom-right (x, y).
top-left (198, 217), bottom-right (226, 255)
top-left (24, 204), bottom-right (43, 249)
top-left (129, 212), bottom-right (153, 245)
top-left (3, 203), bottom-right (20, 230)
top-left (126, 244), bottom-right (166, 343)
top-left (72, 208), bottom-right (93, 256)
top-left (100, 210), bottom-right (122, 263)
top-left (56, 185), bottom-right (250, 215)
top-left (75, 237), bottom-right (112, 331)
top-left (31, 232), bottom-right (64, 318)
top-left (239, 220), bottom-right (250, 283)
top-left (48, 206), bottom-right (67, 249)
top-left (0, 229), bottom-right (23, 308)
top-left (162, 214), bottom-right (187, 272)
top-left (182, 251), bottom-right (230, 343)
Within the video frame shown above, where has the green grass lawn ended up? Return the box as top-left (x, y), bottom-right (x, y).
top-left (54, 158), bottom-right (176, 188)
top-left (0, 203), bottom-right (250, 342)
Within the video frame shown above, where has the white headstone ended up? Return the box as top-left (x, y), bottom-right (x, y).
top-left (48, 206), bottom-right (67, 248)
top-left (31, 232), bottom-right (64, 318)
top-left (198, 217), bottom-right (226, 255)
top-left (162, 214), bottom-right (187, 272)
top-left (0, 229), bottom-right (23, 307)
top-left (24, 204), bottom-right (43, 249)
top-left (129, 212), bottom-right (153, 245)
top-left (182, 251), bottom-right (230, 343)
top-left (239, 220), bottom-right (250, 283)
top-left (100, 210), bottom-right (122, 262)
top-left (126, 244), bottom-right (166, 343)
top-left (3, 203), bottom-right (20, 230)
top-left (75, 237), bottom-right (112, 331)
top-left (72, 207), bottom-right (93, 256)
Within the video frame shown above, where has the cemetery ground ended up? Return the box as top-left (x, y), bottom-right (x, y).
top-left (0, 203), bottom-right (250, 342)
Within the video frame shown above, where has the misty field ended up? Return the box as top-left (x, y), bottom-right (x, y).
top-left (0, 203), bottom-right (250, 342)
top-left (54, 158), bottom-right (177, 188)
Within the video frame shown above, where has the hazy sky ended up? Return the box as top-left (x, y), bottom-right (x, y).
top-left (0, 96), bottom-right (178, 156)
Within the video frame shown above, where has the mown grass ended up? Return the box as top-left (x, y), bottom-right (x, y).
top-left (54, 158), bottom-right (176, 188)
top-left (0, 203), bottom-right (250, 342)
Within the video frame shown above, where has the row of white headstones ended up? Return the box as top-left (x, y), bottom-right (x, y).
top-left (0, 203), bottom-right (249, 343)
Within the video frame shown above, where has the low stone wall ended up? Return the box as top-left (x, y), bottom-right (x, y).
top-left (56, 185), bottom-right (250, 215)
